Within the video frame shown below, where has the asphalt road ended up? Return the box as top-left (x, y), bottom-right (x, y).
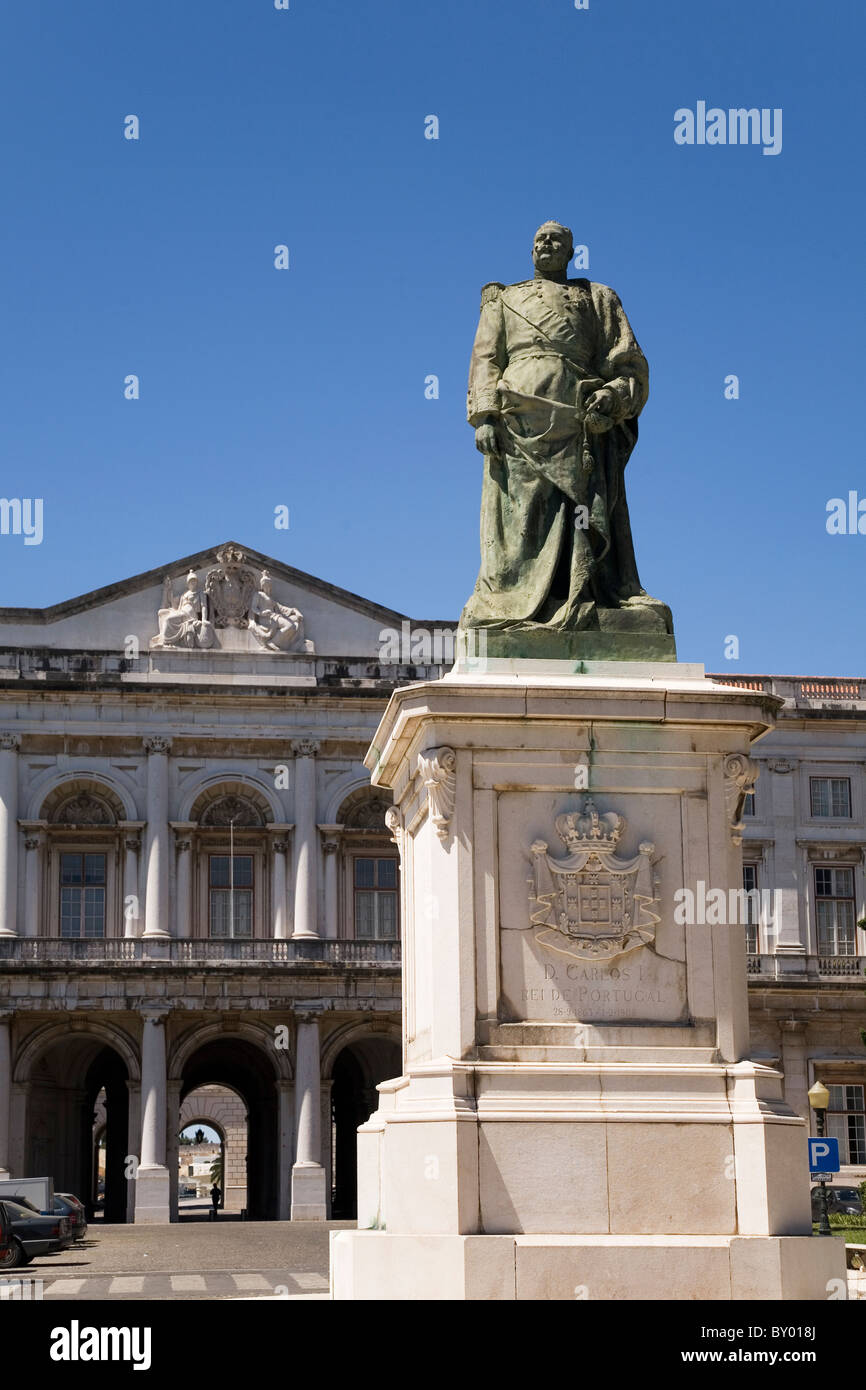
top-left (1, 1221), bottom-right (353, 1301)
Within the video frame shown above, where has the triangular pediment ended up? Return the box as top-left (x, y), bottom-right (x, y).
top-left (0, 541), bottom-right (454, 663)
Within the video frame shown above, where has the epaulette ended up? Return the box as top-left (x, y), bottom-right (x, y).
top-left (480, 282), bottom-right (504, 306)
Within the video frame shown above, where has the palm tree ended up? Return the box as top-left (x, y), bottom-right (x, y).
top-left (210, 1155), bottom-right (223, 1189)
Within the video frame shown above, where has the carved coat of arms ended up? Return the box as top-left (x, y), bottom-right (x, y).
top-left (528, 799), bottom-right (659, 961)
top-left (204, 544), bottom-right (258, 628)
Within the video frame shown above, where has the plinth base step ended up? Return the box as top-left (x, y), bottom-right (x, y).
top-left (330, 1230), bottom-right (846, 1301)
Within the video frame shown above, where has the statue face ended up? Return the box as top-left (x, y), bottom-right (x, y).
top-left (533, 226), bottom-right (572, 274)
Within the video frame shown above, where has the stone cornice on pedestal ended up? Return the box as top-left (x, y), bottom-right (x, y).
top-left (365, 674), bottom-right (781, 791)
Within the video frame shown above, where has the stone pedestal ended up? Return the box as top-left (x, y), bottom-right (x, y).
top-left (134, 1165), bottom-right (171, 1225)
top-left (331, 664), bottom-right (847, 1300)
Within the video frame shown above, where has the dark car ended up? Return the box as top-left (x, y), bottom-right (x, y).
top-left (0, 1198), bottom-right (72, 1268)
top-left (54, 1194), bottom-right (87, 1240)
top-left (811, 1184), bottom-right (863, 1217)
top-left (0, 1203), bottom-right (12, 1267)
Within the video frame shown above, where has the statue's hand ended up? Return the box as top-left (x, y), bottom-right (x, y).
top-left (585, 410), bottom-right (615, 435)
top-left (475, 417), bottom-right (506, 458)
top-left (584, 389), bottom-right (617, 433)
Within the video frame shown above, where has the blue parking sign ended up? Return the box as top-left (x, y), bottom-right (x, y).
top-left (809, 1137), bottom-right (840, 1173)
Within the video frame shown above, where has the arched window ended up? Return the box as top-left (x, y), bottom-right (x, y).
top-left (336, 790), bottom-right (399, 941)
top-left (189, 785), bottom-right (272, 939)
top-left (39, 780), bottom-right (126, 938)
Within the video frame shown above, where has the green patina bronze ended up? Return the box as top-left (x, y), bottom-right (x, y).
top-left (459, 221), bottom-right (675, 662)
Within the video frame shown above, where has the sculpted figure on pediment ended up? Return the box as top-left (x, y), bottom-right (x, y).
top-left (151, 571), bottom-right (216, 650)
top-left (248, 570), bottom-right (312, 653)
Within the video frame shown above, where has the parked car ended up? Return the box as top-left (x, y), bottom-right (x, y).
top-left (0, 1198), bottom-right (72, 1268)
top-left (811, 1184), bottom-right (863, 1217)
top-left (54, 1193), bottom-right (87, 1240)
top-left (0, 1203), bottom-right (12, 1268)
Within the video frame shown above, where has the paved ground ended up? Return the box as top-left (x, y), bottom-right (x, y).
top-left (1, 1221), bottom-right (353, 1301)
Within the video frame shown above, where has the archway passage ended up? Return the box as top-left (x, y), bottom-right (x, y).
top-left (179, 1085), bottom-right (248, 1213)
top-left (26, 1037), bottom-right (130, 1223)
top-left (179, 1039), bottom-right (277, 1221)
top-left (331, 1037), bottom-right (401, 1219)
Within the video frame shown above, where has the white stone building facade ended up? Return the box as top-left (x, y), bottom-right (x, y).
top-left (0, 542), bottom-right (438, 1221)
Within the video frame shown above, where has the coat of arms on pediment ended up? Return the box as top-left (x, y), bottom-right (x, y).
top-left (527, 799), bottom-right (660, 961)
top-left (205, 544), bottom-right (257, 628)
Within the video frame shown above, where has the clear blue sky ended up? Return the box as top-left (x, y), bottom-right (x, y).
top-left (0, 0), bottom-right (862, 674)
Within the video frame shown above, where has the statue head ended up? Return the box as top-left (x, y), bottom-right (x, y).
top-left (533, 221), bottom-right (574, 276)
top-left (185, 571), bottom-right (199, 592)
top-left (259, 569), bottom-right (272, 595)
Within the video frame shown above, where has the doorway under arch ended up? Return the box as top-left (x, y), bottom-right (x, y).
top-left (178, 1038), bottom-right (278, 1221)
top-left (178, 1084), bottom-right (249, 1214)
top-left (330, 1036), bottom-right (401, 1219)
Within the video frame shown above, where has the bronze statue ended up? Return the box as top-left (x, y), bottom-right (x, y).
top-left (460, 221), bottom-right (673, 658)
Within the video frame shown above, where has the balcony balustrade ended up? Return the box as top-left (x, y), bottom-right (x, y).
top-left (0, 936), bottom-right (401, 966)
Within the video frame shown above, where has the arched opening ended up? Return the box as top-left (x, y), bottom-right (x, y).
top-left (179, 1039), bottom-right (278, 1221)
top-left (330, 1036), bottom-right (401, 1219)
top-left (178, 1083), bottom-right (249, 1214)
top-left (177, 1118), bottom-right (224, 1214)
top-left (25, 1036), bottom-right (131, 1222)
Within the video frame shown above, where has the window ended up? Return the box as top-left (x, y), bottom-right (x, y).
top-left (742, 789), bottom-right (756, 818)
top-left (815, 867), bottom-right (856, 955)
top-left (209, 854), bottom-right (253, 938)
top-left (810, 777), bottom-right (851, 819)
top-left (827, 1084), bottom-right (866, 1165)
top-left (354, 857), bottom-right (398, 939)
top-left (743, 863), bottom-right (760, 954)
top-left (60, 853), bottom-right (106, 938)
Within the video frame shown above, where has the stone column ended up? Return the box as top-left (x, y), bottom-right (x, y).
top-left (125, 1081), bottom-right (141, 1224)
top-left (20, 822), bottom-right (45, 939)
top-left (277, 1079), bottom-right (294, 1220)
top-left (173, 833), bottom-right (193, 940)
top-left (319, 825), bottom-right (344, 939)
top-left (269, 829), bottom-right (291, 939)
top-left (143, 737), bottom-right (172, 940)
top-left (0, 1010), bottom-right (12, 1179)
top-left (120, 824), bottom-right (143, 939)
top-left (767, 760), bottom-right (807, 970)
top-left (0, 733), bottom-right (21, 937)
top-left (291, 1009), bottom-right (327, 1219)
top-left (779, 1019), bottom-right (810, 1125)
top-left (166, 1080), bottom-right (182, 1222)
top-left (135, 1006), bottom-right (170, 1222)
top-left (291, 740), bottom-right (320, 939)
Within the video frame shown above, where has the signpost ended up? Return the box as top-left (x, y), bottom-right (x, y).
top-left (809, 1136), bottom-right (840, 1176)
top-left (808, 1135), bottom-right (840, 1237)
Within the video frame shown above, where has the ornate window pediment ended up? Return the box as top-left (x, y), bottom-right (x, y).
top-left (42, 779), bottom-right (124, 826)
top-left (339, 789), bottom-right (394, 832)
top-left (200, 794), bottom-right (265, 828)
top-left (54, 792), bottom-right (114, 825)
